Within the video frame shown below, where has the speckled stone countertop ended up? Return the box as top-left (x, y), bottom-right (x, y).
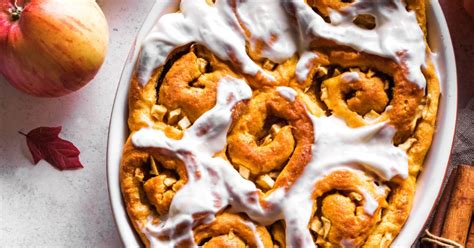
top-left (0, 0), bottom-right (154, 247)
top-left (0, 1), bottom-right (472, 247)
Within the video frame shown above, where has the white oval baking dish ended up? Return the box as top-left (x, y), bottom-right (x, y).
top-left (106, 1), bottom-right (457, 246)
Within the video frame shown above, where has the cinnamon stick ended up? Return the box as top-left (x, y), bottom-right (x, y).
top-left (440, 165), bottom-right (474, 245)
top-left (430, 166), bottom-right (459, 237)
top-left (466, 218), bottom-right (474, 248)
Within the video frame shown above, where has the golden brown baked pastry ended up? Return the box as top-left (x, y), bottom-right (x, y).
top-left (120, 0), bottom-right (440, 247)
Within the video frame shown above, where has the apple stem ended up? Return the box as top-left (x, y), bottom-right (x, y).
top-left (9, 1), bottom-right (23, 21)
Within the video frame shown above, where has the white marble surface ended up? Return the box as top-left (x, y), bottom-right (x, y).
top-left (0, 0), bottom-right (154, 246)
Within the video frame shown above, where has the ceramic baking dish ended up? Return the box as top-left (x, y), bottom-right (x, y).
top-left (106, 1), bottom-right (457, 246)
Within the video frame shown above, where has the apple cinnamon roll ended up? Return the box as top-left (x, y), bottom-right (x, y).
top-left (127, 44), bottom-right (237, 134)
top-left (299, 49), bottom-right (425, 144)
top-left (227, 88), bottom-right (313, 191)
top-left (266, 169), bottom-right (390, 247)
top-left (311, 170), bottom-right (388, 246)
top-left (193, 212), bottom-right (273, 248)
top-left (120, 141), bottom-right (187, 246)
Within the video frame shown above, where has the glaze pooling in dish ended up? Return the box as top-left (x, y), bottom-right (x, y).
top-left (121, 0), bottom-right (440, 247)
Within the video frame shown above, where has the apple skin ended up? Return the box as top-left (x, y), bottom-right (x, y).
top-left (0, 0), bottom-right (109, 97)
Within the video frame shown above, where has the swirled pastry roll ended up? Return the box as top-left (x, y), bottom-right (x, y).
top-left (227, 88), bottom-right (314, 191)
top-left (120, 0), bottom-right (440, 247)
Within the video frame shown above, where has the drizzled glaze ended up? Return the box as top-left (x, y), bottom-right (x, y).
top-left (295, 51), bottom-right (319, 82)
top-left (139, 0), bottom-right (427, 88)
top-left (276, 86), bottom-right (298, 102)
top-left (341, 71), bottom-right (361, 83)
top-left (132, 78), bottom-right (408, 247)
top-left (287, 0), bottom-right (427, 88)
top-left (131, 0), bottom-right (424, 246)
top-left (236, 0), bottom-right (298, 63)
top-left (308, 116), bottom-right (408, 181)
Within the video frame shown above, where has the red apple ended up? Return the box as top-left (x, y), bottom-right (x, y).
top-left (0, 0), bottom-right (109, 97)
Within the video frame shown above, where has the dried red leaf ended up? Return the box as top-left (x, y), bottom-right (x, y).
top-left (20, 127), bottom-right (84, 170)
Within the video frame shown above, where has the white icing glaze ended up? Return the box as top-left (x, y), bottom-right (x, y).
top-left (139, 0), bottom-right (427, 88)
top-left (286, 0), bottom-right (427, 88)
top-left (295, 51), bottom-right (319, 82)
top-left (276, 86), bottom-right (297, 102)
top-left (341, 71), bottom-right (361, 83)
top-left (236, 0), bottom-right (298, 63)
top-left (360, 189), bottom-right (379, 215)
top-left (243, 219), bottom-right (265, 248)
top-left (310, 116), bottom-right (408, 180)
